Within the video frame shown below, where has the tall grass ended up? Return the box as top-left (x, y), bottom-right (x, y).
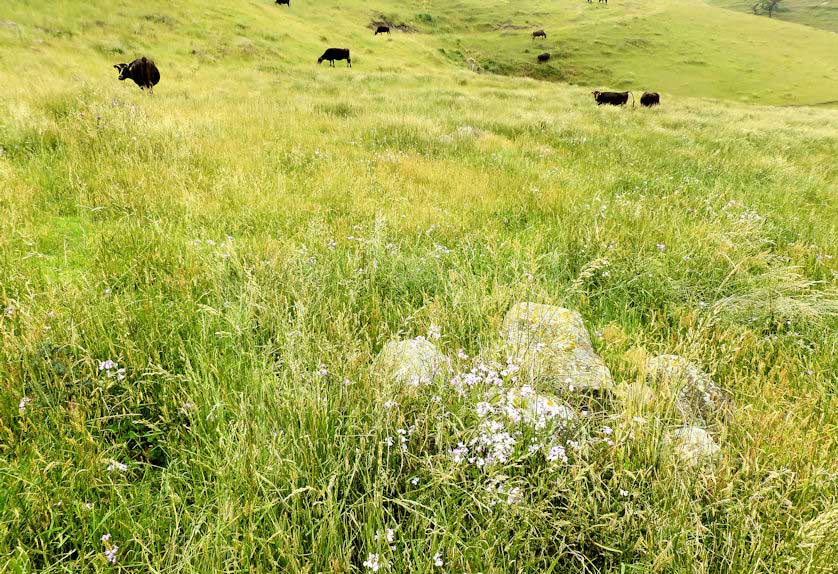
top-left (1, 1), bottom-right (837, 572)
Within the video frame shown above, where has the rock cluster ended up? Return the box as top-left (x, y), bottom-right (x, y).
top-left (375, 303), bottom-right (732, 470)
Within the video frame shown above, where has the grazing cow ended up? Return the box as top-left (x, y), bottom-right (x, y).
top-left (532, 29), bottom-right (546, 40)
top-left (318, 48), bottom-right (351, 67)
top-left (275, 0), bottom-right (290, 6)
top-left (640, 92), bottom-right (660, 107)
top-left (537, 52), bottom-right (550, 63)
top-left (592, 90), bottom-right (633, 106)
top-left (599, 0), bottom-right (607, 3)
top-left (375, 25), bottom-right (390, 35)
top-left (113, 57), bottom-right (160, 91)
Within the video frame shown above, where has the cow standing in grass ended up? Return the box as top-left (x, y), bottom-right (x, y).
top-left (275, 0), bottom-right (290, 6)
top-left (375, 25), bottom-right (390, 35)
top-left (318, 48), bottom-right (351, 67)
top-left (532, 29), bottom-right (546, 40)
top-left (640, 92), bottom-right (661, 106)
top-left (113, 57), bottom-right (160, 91)
top-left (537, 53), bottom-right (550, 63)
top-left (592, 90), bottom-right (633, 106)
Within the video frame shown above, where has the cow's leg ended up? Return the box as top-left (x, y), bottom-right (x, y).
top-left (347, 58), bottom-right (351, 68)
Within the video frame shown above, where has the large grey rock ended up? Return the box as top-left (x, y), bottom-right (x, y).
top-left (502, 303), bottom-right (613, 391)
top-left (377, 337), bottom-right (449, 387)
top-left (666, 426), bottom-right (721, 468)
top-left (647, 354), bottom-right (731, 426)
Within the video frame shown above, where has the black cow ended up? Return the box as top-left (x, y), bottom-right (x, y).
top-left (537, 53), bottom-right (550, 63)
top-left (375, 25), bottom-right (390, 35)
top-left (275, 0), bottom-right (290, 6)
top-left (599, 0), bottom-right (608, 3)
top-left (640, 92), bottom-right (660, 107)
top-left (114, 57), bottom-right (160, 91)
top-left (318, 48), bottom-right (351, 67)
top-left (532, 29), bottom-right (546, 40)
top-left (592, 90), bottom-right (633, 106)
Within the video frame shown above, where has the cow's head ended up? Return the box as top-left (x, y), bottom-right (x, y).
top-left (114, 63), bottom-right (129, 81)
top-left (317, 57), bottom-right (323, 64)
top-left (591, 91), bottom-right (601, 99)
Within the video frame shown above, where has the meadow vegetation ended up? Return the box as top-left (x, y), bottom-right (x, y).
top-left (0, 0), bottom-right (836, 572)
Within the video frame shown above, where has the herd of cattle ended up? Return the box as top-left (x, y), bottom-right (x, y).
top-left (112, 1), bottom-right (661, 107)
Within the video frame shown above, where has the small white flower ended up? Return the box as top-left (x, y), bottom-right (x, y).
top-left (383, 400), bottom-right (397, 410)
top-left (104, 545), bottom-right (118, 564)
top-left (656, 243), bottom-right (666, 252)
top-left (101, 534), bottom-right (111, 543)
top-left (619, 489), bottom-right (629, 497)
top-left (363, 553), bottom-right (384, 572)
top-left (384, 437), bottom-right (394, 448)
top-left (457, 348), bottom-right (469, 360)
top-left (18, 396), bottom-right (33, 413)
top-left (428, 324), bottom-right (441, 340)
top-left (411, 477), bottom-right (420, 486)
top-left (433, 551), bottom-right (444, 567)
top-left (450, 442), bottom-right (468, 463)
top-left (601, 426), bottom-right (613, 435)
top-left (106, 461), bottom-right (128, 473)
top-left (475, 402), bottom-right (493, 417)
top-left (318, 365), bottom-right (328, 377)
top-left (98, 360), bottom-right (117, 371)
top-left (546, 445), bottom-right (568, 463)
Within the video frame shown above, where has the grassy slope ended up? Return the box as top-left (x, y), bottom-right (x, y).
top-left (1, 0), bottom-right (837, 573)
top-left (380, 0), bottom-right (838, 105)
top-left (709, 0), bottom-right (838, 33)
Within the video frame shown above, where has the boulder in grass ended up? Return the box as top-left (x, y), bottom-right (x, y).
top-left (502, 302), bottom-right (613, 392)
top-left (377, 337), bottom-right (449, 387)
top-left (647, 354), bottom-right (732, 426)
top-left (666, 426), bottom-right (721, 468)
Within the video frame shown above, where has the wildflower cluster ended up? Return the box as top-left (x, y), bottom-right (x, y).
top-left (98, 360), bottom-right (126, 381)
top-left (101, 534), bottom-right (118, 565)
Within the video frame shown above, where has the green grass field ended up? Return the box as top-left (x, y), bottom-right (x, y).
top-left (1, 0), bottom-right (837, 572)
top-left (710, 0), bottom-right (838, 34)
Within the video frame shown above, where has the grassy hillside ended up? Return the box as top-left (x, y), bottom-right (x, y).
top-left (710, 0), bottom-right (838, 33)
top-left (374, 0), bottom-right (838, 105)
top-left (1, 0), bottom-right (837, 573)
top-left (1, 0), bottom-right (837, 105)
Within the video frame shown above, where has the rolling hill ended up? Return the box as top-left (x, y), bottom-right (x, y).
top-left (1, 0), bottom-right (837, 105)
top-left (709, 0), bottom-right (838, 33)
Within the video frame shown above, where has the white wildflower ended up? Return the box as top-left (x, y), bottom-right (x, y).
top-left (98, 360), bottom-right (117, 371)
top-left (433, 552), bottom-right (443, 567)
top-left (363, 553), bottom-right (384, 572)
top-left (546, 445), bottom-right (568, 464)
top-left (106, 461), bottom-right (128, 473)
top-left (450, 442), bottom-right (468, 463)
top-left (18, 396), bottom-right (33, 413)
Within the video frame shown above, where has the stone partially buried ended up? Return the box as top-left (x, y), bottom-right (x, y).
top-left (502, 302), bottom-right (613, 391)
top-left (377, 337), bottom-right (449, 387)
